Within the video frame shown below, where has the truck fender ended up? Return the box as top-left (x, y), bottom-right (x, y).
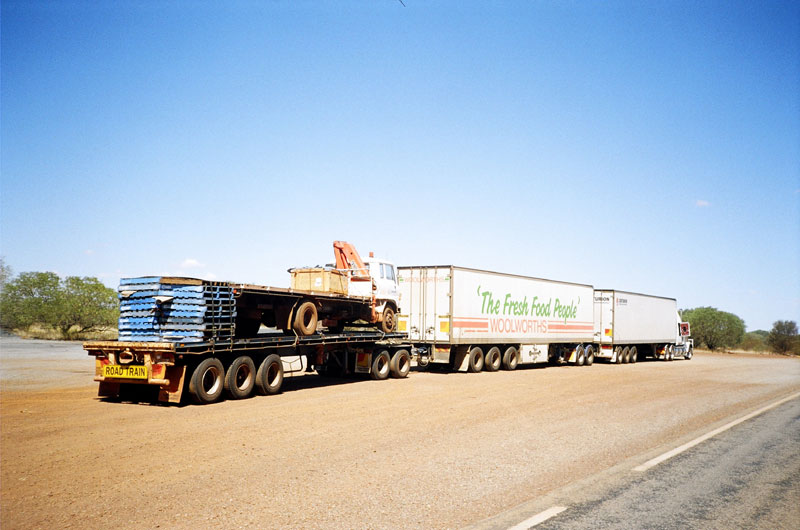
top-left (374, 300), bottom-right (397, 319)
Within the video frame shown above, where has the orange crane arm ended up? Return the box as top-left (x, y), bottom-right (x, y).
top-left (333, 241), bottom-right (371, 281)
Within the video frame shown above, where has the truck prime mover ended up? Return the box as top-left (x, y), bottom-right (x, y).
top-left (84, 244), bottom-right (692, 404)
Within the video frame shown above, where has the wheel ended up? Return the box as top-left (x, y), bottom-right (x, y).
top-left (389, 349), bottom-right (411, 378)
top-left (256, 354), bottom-right (284, 395)
top-left (614, 346), bottom-right (623, 364)
top-left (502, 346), bottom-right (519, 370)
top-left (629, 346), bottom-right (638, 364)
top-left (380, 306), bottom-right (396, 333)
top-left (292, 301), bottom-right (318, 336)
top-left (668, 345), bottom-right (675, 361)
top-left (188, 358), bottom-right (225, 404)
top-left (467, 347), bottom-right (484, 373)
top-left (484, 347), bottom-right (501, 372)
top-left (575, 346), bottom-right (586, 366)
top-left (224, 356), bottom-right (256, 399)
top-left (685, 348), bottom-right (693, 360)
top-left (621, 346), bottom-right (630, 364)
top-left (585, 345), bottom-right (594, 366)
top-left (371, 350), bottom-right (391, 380)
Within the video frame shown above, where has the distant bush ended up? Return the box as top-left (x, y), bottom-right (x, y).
top-left (739, 331), bottom-right (768, 352)
top-left (766, 320), bottom-right (800, 355)
top-left (0, 268), bottom-right (118, 340)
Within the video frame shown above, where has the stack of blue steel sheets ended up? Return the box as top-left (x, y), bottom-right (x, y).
top-left (117, 277), bottom-right (236, 342)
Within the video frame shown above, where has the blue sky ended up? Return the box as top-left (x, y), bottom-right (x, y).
top-left (1, 1), bottom-right (798, 331)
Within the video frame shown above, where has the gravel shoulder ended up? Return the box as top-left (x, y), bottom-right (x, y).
top-left (1, 337), bottom-right (798, 529)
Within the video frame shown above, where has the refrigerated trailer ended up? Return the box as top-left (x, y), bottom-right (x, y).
top-left (396, 266), bottom-right (598, 371)
top-left (593, 290), bottom-right (693, 363)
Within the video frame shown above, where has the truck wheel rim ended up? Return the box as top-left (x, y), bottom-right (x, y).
top-left (268, 363), bottom-right (281, 387)
top-left (236, 364), bottom-right (253, 390)
top-left (202, 366), bottom-right (221, 395)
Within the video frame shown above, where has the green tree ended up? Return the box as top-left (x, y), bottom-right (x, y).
top-left (0, 271), bottom-right (118, 339)
top-left (681, 307), bottom-right (745, 351)
top-left (766, 320), bottom-right (799, 354)
top-left (0, 257), bottom-right (11, 292)
top-left (54, 277), bottom-right (119, 338)
top-left (0, 271), bottom-right (63, 330)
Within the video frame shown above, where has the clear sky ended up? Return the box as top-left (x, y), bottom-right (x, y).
top-left (1, 1), bottom-right (798, 331)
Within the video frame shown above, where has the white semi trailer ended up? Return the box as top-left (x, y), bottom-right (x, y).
top-left (396, 266), bottom-right (597, 371)
top-left (593, 290), bottom-right (693, 363)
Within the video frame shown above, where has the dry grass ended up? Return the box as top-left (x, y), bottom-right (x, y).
top-left (9, 325), bottom-right (118, 341)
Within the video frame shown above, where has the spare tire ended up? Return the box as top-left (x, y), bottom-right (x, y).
top-left (292, 301), bottom-right (318, 336)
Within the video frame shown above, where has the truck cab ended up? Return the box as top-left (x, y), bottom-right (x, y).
top-left (342, 254), bottom-right (399, 330)
top-left (363, 256), bottom-right (399, 309)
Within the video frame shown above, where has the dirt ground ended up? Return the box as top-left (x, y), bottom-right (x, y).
top-left (1, 337), bottom-right (798, 529)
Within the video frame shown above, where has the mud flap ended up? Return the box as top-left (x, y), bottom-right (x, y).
top-left (158, 365), bottom-right (187, 403)
top-left (452, 347), bottom-right (469, 372)
top-left (98, 381), bottom-right (120, 398)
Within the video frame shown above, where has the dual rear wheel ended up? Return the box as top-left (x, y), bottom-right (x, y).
top-left (466, 346), bottom-right (520, 373)
top-left (188, 354), bottom-right (285, 404)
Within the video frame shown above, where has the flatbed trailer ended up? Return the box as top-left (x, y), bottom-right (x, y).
top-left (84, 331), bottom-right (411, 404)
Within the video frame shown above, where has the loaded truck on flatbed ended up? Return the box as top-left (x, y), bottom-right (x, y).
top-left (84, 242), bottom-right (411, 404)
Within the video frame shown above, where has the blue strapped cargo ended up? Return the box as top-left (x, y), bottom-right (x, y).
top-left (117, 277), bottom-right (236, 343)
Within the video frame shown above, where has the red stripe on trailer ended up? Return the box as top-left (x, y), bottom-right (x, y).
top-left (548, 324), bottom-right (594, 331)
top-left (453, 319), bottom-right (489, 329)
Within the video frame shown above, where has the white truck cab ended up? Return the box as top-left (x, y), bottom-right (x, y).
top-left (363, 255), bottom-right (399, 311)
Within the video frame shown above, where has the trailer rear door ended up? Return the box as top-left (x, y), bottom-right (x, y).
top-left (397, 266), bottom-right (452, 343)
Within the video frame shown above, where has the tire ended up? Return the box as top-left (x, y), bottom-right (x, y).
top-left (371, 350), bottom-right (391, 380)
top-left (485, 347), bottom-right (501, 372)
top-left (585, 345), bottom-right (594, 366)
top-left (467, 347), bottom-right (484, 373)
top-left (256, 354), bottom-right (284, 395)
top-left (292, 301), bottom-right (318, 336)
top-left (575, 345), bottom-right (586, 366)
top-left (621, 346), bottom-right (630, 364)
top-left (380, 306), bottom-right (396, 333)
top-left (614, 346), bottom-right (623, 364)
top-left (224, 356), bottom-right (256, 399)
top-left (389, 349), bottom-right (411, 378)
top-left (685, 349), bottom-right (693, 360)
top-left (629, 346), bottom-right (638, 364)
top-left (501, 347), bottom-right (518, 370)
top-left (188, 358), bottom-right (225, 404)
top-left (668, 346), bottom-right (675, 361)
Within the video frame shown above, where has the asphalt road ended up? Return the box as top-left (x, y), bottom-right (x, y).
top-left (482, 396), bottom-right (800, 530)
